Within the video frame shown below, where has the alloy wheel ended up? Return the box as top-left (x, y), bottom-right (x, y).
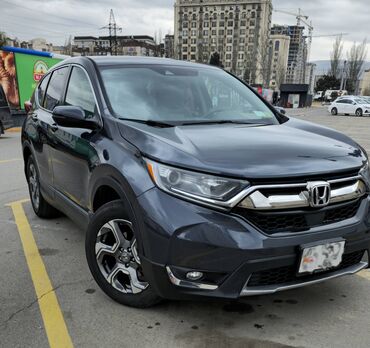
top-left (95, 219), bottom-right (148, 294)
top-left (28, 163), bottom-right (40, 210)
top-left (356, 109), bottom-right (363, 117)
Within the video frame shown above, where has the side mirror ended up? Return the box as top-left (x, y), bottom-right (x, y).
top-left (52, 106), bottom-right (98, 129)
top-left (274, 106), bottom-right (286, 115)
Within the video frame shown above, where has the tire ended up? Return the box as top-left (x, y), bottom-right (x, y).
top-left (331, 107), bottom-right (338, 115)
top-left (85, 200), bottom-right (162, 308)
top-left (26, 155), bottom-right (60, 218)
top-left (355, 108), bottom-right (363, 117)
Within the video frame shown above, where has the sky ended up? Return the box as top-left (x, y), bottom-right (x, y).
top-left (1, 0), bottom-right (369, 62)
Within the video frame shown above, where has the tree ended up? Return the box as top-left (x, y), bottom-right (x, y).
top-left (315, 74), bottom-right (340, 92)
top-left (209, 52), bottom-right (222, 67)
top-left (274, 61), bottom-right (287, 90)
top-left (256, 38), bottom-right (272, 88)
top-left (329, 35), bottom-right (344, 78)
top-left (346, 39), bottom-right (368, 94)
top-left (0, 31), bottom-right (6, 47)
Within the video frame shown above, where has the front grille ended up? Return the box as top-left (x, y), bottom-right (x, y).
top-left (234, 199), bottom-right (362, 235)
top-left (247, 250), bottom-right (365, 287)
top-left (249, 168), bottom-right (361, 186)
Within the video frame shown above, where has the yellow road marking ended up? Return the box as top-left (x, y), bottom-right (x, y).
top-left (0, 158), bottom-right (22, 164)
top-left (5, 127), bottom-right (22, 133)
top-left (358, 270), bottom-right (370, 280)
top-left (7, 200), bottom-right (73, 348)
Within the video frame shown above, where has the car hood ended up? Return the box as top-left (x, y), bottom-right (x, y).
top-left (117, 117), bottom-right (366, 179)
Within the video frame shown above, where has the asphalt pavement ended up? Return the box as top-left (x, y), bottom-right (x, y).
top-left (1, 107), bottom-right (370, 348)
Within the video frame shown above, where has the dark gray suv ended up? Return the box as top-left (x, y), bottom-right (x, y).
top-left (22, 56), bottom-right (370, 308)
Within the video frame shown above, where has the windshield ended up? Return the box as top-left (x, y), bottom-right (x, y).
top-left (99, 65), bottom-right (278, 125)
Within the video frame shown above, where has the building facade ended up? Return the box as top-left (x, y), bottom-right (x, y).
top-left (73, 35), bottom-right (160, 56)
top-left (360, 69), bottom-right (370, 96)
top-left (164, 34), bottom-right (175, 58)
top-left (174, 0), bottom-right (272, 84)
top-left (271, 25), bottom-right (307, 84)
top-left (269, 30), bottom-right (290, 89)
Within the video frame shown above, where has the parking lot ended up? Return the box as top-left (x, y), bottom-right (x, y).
top-left (1, 106), bottom-right (370, 348)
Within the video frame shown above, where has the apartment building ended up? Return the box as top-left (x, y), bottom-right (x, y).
top-left (271, 25), bottom-right (307, 84)
top-left (174, 0), bottom-right (272, 84)
top-left (269, 28), bottom-right (290, 89)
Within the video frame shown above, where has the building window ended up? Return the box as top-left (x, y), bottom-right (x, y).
top-left (203, 30), bottom-right (208, 35)
top-left (191, 54), bottom-right (196, 60)
top-left (191, 21), bottom-right (197, 28)
top-left (240, 29), bottom-right (246, 35)
top-left (238, 53), bottom-right (244, 59)
top-left (239, 37), bottom-right (245, 43)
top-left (227, 29), bottom-right (233, 35)
top-left (226, 46), bottom-right (232, 52)
top-left (191, 30), bottom-right (197, 36)
top-left (226, 54), bottom-right (232, 60)
top-left (183, 22), bottom-right (188, 28)
top-left (204, 22), bottom-right (209, 27)
top-left (240, 20), bottom-right (246, 27)
top-left (219, 29), bottom-right (224, 35)
top-left (211, 21), bottom-right (217, 27)
top-left (211, 29), bottom-right (217, 35)
top-left (183, 38), bottom-right (188, 44)
top-left (228, 21), bottom-right (233, 27)
top-left (191, 46), bottom-right (196, 52)
top-left (274, 40), bottom-right (280, 51)
top-left (191, 38), bottom-right (197, 44)
top-left (227, 37), bottom-right (233, 43)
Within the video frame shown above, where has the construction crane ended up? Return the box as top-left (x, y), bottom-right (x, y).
top-left (312, 33), bottom-right (349, 38)
top-left (100, 9), bottom-right (122, 56)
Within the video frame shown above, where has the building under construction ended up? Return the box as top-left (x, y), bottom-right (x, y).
top-left (271, 24), bottom-right (307, 84)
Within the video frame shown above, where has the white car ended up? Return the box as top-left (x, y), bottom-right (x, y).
top-left (328, 97), bottom-right (370, 116)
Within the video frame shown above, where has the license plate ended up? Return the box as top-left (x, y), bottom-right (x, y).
top-left (298, 240), bottom-right (345, 274)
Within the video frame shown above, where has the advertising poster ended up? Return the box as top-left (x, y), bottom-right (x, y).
top-left (0, 51), bottom-right (20, 108)
top-left (14, 53), bottom-right (61, 109)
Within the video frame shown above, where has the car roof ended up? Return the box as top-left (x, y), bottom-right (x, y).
top-left (55, 55), bottom-right (220, 70)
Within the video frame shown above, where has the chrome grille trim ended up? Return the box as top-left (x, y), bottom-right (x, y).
top-left (238, 176), bottom-right (367, 210)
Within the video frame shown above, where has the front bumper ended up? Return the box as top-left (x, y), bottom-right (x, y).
top-left (136, 188), bottom-right (370, 300)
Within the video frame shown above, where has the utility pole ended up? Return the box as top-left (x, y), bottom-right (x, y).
top-left (340, 60), bottom-right (347, 90)
top-left (101, 9), bottom-right (122, 55)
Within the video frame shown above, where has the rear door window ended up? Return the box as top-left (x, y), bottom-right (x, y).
top-left (64, 67), bottom-right (96, 118)
top-left (37, 74), bottom-right (51, 107)
top-left (44, 67), bottom-right (69, 111)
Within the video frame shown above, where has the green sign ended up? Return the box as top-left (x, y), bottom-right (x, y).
top-left (14, 53), bottom-right (62, 108)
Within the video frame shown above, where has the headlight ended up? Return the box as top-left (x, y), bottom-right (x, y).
top-left (145, 159), bottom-right (249, 207)
top-left (360, 160), bottom-right (370, 189)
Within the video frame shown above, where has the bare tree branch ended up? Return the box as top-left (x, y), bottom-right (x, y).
top-left (346, 39), bottom-right (368, 93)
top-left (329, 35), bottom-right (343, 78)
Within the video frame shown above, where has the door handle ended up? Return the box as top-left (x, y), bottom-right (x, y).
top-left (50, 124), bottom-right (59, 132)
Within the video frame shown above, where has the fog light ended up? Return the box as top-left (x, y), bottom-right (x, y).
top-left (186, 271), bottom-right (203, 281)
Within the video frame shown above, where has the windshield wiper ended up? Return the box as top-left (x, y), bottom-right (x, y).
top-left (180, 120), bottom-right (266, 126)
top-left (119, 118), bottom-right (174, 128)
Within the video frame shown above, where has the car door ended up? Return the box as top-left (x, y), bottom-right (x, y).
top-left (50, 65), bottom-right (101, 209)
top-left (27, 68), bottom-right (69, 193)
top-left (334, 99), bottom-right (347, 114)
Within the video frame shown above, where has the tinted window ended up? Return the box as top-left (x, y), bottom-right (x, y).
top-left (336, 100), bottom-right (346, 104)
top-left (65, 67), bottom-right (96, 118)
top-left (37, 74), bottom-right (50, 107)
top-left (44, 67), bottom-right (69, 111)
top-left (100, 65), bottom-right (277, 125)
